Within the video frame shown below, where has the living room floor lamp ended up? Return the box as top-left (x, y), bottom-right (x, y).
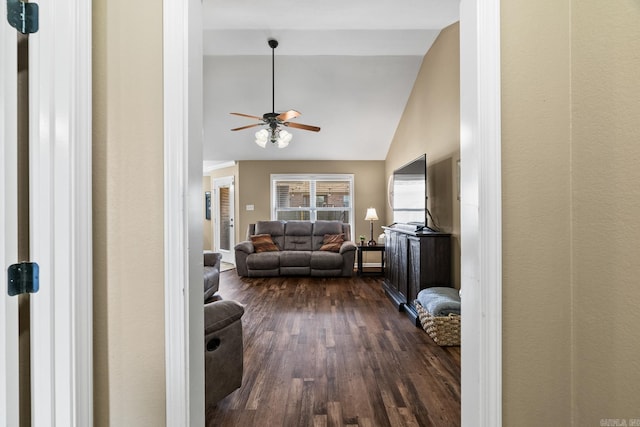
top-left (365, 208), bottom-right (378, 246)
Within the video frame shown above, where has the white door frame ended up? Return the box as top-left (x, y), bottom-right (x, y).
top-left (1, 6), bottom-right (19, 425)
top-left (214, 176), bottom-right (236, 264)
top-left (28, 0), bottom-right (94, 425)
top-left (163, 0), bottom-right (205, 425)
top-left (460, 0), bottom-right (502, 425)
top-left (163, 1), bottom-right (503, 426)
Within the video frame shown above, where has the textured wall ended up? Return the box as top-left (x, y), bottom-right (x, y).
top-left (502, 0), bottom-right (640, 424)
top-left (93, 0), bottom-right (166, 425)
top-left (501, 0), bottom-right (573, 424)
top-left (384, 22), bottom-right (460, 288)
top-left (571, 1), bottom-right (640, 423)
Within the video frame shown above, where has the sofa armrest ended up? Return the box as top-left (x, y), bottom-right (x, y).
top-left (339, 241), bottom-right (357, 254)
top-left (234, 241), bottom-right (255, 254)
top-left (234, 241), bottom-right (254, 277)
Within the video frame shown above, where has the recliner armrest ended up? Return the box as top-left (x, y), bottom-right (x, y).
top-left (204, 251), bottom-right (222, 267)
top-left (204, 300), bottom-right (245, 333)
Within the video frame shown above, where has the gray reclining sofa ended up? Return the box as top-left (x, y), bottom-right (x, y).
top-left (234, 220), bottom-right (357, 277)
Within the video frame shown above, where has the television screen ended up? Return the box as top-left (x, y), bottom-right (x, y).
top-left (392, 154), bottom-right (427, 226)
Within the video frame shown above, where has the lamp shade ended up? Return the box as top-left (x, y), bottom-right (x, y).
top-left (365, 208), bottom-right (378, 221)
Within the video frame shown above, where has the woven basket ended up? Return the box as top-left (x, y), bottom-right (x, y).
top-left (415, 301), bottom-right (460, 346)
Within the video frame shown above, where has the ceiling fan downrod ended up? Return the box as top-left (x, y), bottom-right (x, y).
top-left (268, 39), bottom-right (278, 114)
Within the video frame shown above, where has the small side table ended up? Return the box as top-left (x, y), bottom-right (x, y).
top-left (357, 244), bottom-right (385, 276)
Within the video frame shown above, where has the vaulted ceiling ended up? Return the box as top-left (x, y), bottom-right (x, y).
top-left (202, 0), bottom-right (459, 169)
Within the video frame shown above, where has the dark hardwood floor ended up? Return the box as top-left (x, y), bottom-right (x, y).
top-left (207, 270), bottom-right (460, 427)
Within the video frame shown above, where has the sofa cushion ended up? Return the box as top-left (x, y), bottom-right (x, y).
top-left (284, 221), bottom-right (313, 250)
top-left (251, 234), bottom-right (279, 253)
top-left (280, 250), bottom-right (312, 267)
top-left (319, 233), bottom-right (344, 252)
top-left (312, 221), bottom-right (345, 249)
top-left (246, 251), bottom-right (280, 269)
top-left (310, 251), bottom-right (344, 269)
top-left (255, 221), bottom-right (285, 248)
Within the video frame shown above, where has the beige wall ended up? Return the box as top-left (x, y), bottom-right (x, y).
top-left (570, 1), bottom-right (640, 424)
top-left (501, 0), bottom-right (572, 424)
top-left (236, 160), bottom-right (386, 250)
top-left (385, 22), bottom-right (461, 288)
top-left (502, 0), bottom-right (640, 425)
top-left (93, 0), bottom-right (166, 425)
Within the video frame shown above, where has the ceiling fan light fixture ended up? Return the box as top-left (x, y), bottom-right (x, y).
top-left (277, 130), bottom-right (292, 148)
top-left (255, 129), bottom-right (269, 148)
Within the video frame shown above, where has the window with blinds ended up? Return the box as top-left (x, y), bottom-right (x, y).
top-left (271, 174), bottom-right (354, 232)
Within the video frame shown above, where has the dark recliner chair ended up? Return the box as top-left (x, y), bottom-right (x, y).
top-left (204, 251), bottom-right (221, 302)
top-left (204, 299), bottom-right (244, 408)
top-left (203, 251), bottom-right (245, 409)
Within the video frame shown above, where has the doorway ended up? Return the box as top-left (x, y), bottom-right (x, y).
top-left (163, 0), bottom-right (502, 425)
top-left (213, 176), bottom-right (235, 265)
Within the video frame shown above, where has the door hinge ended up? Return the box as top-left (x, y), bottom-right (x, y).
top-left (6, 0), bottom-right (38, 34)
top-left (7, 262), bottom-right (39, 296)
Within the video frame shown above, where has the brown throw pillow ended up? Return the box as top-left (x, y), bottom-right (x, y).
top-left (250, 234), bottom-right (279, 253)
top-left (320, 233), bottom-right (344, 252)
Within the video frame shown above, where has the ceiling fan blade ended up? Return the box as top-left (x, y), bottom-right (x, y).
top-left (231, 123), bottom-right (263, 131)
top-left (230, 112), bottom-right (264, 120)
top-left (276, 110), bottom-right (301, 122)
top-left (285, 122), bottom-right (321, 132)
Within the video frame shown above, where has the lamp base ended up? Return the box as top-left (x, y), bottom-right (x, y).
top-left (368, 220), bottom-right (377, 247)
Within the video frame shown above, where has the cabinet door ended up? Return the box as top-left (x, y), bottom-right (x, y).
top-left (384, 230), bottom-right (398, 291)
top-left (423, 235), bottom-right (452, 287)
top-left (408, 237), bottom-right (421, 303)
top-left (397, 234), bottom-right (408, 302)
top-left (384, 230), bottom-right (408, 303)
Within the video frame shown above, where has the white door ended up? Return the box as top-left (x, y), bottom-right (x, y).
top-left (2, 1), bottom-right (93, 425)
top-left (214, 176), bottom-right (236, 264)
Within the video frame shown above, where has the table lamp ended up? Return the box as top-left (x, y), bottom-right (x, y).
top-left (365, 207), bottom-right (379, 246)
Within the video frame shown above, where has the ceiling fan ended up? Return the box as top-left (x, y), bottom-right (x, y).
top-left (230, 39), bottom-right (321, 148)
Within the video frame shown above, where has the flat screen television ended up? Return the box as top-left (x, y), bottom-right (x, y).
top-left (391, 154), bottom-right (429, 229)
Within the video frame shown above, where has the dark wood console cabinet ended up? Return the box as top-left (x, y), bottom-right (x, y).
top-left (382, 225), bottom-right (452, 326)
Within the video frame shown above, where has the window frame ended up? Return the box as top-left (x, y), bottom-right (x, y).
top-left (270, 174), bottom-right (355, 237)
